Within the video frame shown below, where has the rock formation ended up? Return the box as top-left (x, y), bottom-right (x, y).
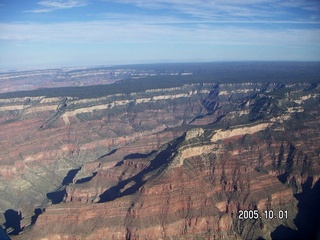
top-left (0, 66), bottom-right (319, 239)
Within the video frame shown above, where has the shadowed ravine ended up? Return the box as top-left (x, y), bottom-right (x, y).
top-left (1, 64), bottom-right (319, 239)
top-left (271, 178), bottom-right (320, 240)
top-left (98, 139), bottom-right (182, 203)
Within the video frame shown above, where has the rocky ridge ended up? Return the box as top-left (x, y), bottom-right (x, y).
top-left (0, 80), bottom-right (319, 239)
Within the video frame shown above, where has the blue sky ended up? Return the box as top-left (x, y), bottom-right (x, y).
top-left (0, 0), bottom-right (319, 69)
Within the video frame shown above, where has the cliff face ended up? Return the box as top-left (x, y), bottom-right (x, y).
top-left (0, 84), bottom-right (209, 225)
top-left (1, 80), bottom-right (320, 239)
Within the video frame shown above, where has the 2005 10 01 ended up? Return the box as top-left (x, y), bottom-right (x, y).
top-left (238, 210), bottom-right (288, 220)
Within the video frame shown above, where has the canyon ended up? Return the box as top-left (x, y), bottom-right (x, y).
top-left (0, 62), bottom-right (319, 239)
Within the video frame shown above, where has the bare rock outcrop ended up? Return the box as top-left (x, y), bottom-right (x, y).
top-left (2, 80), bottom-right (320, 239)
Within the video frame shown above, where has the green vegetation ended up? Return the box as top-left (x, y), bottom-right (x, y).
top-left (0, 62), bottom-right (319, 99)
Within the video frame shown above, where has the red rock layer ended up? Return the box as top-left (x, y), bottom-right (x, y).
top-left (15, 117), bottom-right (320, 239)
top-left (3, 82), bottom-right (320, 238)
top-left (0, 84), bottom-right (211, 224)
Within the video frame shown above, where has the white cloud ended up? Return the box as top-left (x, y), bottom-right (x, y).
top-left (4, 0), bottom-right (320, 45)
top-left (95, 12), bottom-right (320, 25)
top-left (1, 20), bottom-right (319, 48)
top-left (26, 0), bottom-right (89, 13)
top-left (102, 0), bottom-right (320, 22)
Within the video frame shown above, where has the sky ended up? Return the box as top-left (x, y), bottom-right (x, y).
top-left (0, 0), bottom-right (320, 70)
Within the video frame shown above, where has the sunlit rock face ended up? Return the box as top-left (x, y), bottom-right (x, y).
top-left (1, 78), bottom-right (319, 239)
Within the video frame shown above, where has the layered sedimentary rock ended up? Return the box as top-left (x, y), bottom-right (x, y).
top-left (15, 116), bottom-right (320, 239)
top-left (2, 80), bottom-right (318, 239)
top-left (0, 84), bottom-right (210, 225)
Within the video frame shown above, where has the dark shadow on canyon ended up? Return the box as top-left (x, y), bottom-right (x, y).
top-left (46, 189), bottom-right (66, 204)
top-left (98, 138), bottom-right (181, 203)
top-left (4, 209), bottom-right (22, 235)
top-left (115, 150), bottom-right (157, 167)
top-left (0, 225), bottom-right (10, 240)
top-left (98, 148), bottom-right (118, 160)
top-left (31, 208), bottom-right (43, 225)
top-left (277, 172), bottom-right (288, 184)
top-left (25, 167), bottom-right (80, 227)
top-left (47, 166), bottom-right (83, 204)
top-left (123, 150), bottom-right (156, 160)
top-left (271, 177), bottom-right (320, 240)
top-left (76, 172), bottom-right (97, 184)
top-left (62, 167), bottom-right (81, 185)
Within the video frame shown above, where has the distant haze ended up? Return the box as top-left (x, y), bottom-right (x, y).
top-left (0, 0), bottom-right (320, 69)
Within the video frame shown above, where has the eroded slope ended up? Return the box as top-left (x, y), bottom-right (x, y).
top-left (4, 81), bottom-right (319, 239)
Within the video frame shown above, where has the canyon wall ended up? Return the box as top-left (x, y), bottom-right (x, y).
top-left (0, 80), bottom-right (319, 239)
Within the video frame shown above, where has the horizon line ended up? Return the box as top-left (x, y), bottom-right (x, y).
top-left (1, 60), bottom-right (320, 73)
